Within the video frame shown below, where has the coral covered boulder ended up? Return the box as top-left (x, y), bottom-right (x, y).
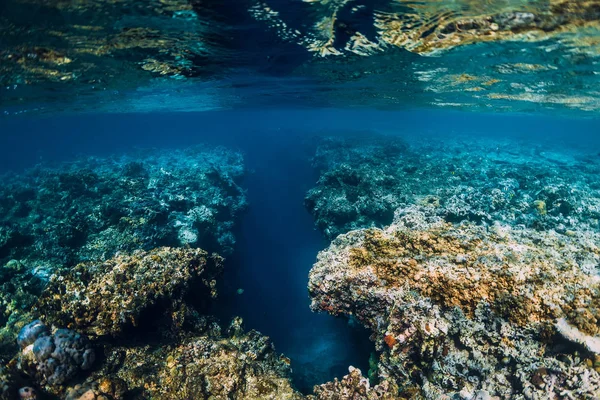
top-left (308, 366), bottom-right (398, 400)
top-left (309, 206), bottom-right (600, 398)
top-left (0, 145), bottom-right (246, 270)
top-left (37, 247), bottom-right (223, 338)
top-left (17, 322), bottom-right (94, 387)
top-left (84, 318), bottom-right (303, 400)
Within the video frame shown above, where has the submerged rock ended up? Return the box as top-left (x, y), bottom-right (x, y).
top-left (81, 319), bottom-right (303, 400)
top-left (17, 323), bottom-right (94, 387)
top-left (308, 366), bottom-right (398, 400)
top-left (309, 206), bottom-right (600, 398)
top-left (0, 262), bottom-right (44, 361)
top-left (306, 135), bottom-right (600, 239)
top-left (0, 145), bottom-right (246, 271)
top-left (37, 247), bottom-right (224, 338)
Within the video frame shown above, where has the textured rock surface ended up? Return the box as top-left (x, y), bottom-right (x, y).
top-left (306, 135), bottom-right (600, 239)
top-left (82, 318), bottom-right (304, 400)
top-left (309, 206), bottom-right (600, 398)
top-left (37, 247), bottom-right (223, 338)
top-left (63, 378), bottom-right (127, 400)
top-left (308, 366), bottom-right (398, 400)
top-left (0, 364), bottom-right (17, 400)
top-left (0, 145), bottom-right (246, 270)
top-left (0, 262), bottom-right (42, 360)
top-left (17, 323), bottom-right (94, 387)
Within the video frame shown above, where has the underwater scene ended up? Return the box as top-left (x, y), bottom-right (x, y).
top-left (2, 1), bottom-right (600, 399)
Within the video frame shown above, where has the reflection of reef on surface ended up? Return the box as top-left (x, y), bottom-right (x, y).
top-left (2, 0), bottom-right (600, 115)
top-left (251, 0), bottom-right (600, 57)
top-left (248, 0), bottom-right (600, 114)
top-left (0, 0), bottom-right (232, 86)
top-left (309, 206), bottom-right (600, 398)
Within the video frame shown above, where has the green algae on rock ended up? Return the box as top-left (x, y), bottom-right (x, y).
top-left (309, 206), bottom-right (600, 398)
top-left (37, 247), bottom-right (223, 338)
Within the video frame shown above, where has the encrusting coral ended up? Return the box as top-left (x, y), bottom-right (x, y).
top-left (79, 318), bottom-right (304, 400)
top-left (36, 247), bottom-right (223, 338)
top-left (308, 366), bottom-right (398, 400)
top-left (309, 206), bottom-right (600, 398)
top-left (0, 145), bottom-right (246, 270)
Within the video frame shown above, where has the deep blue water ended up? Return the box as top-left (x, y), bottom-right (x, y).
top-left (1, 109), bottom-right (600, 392)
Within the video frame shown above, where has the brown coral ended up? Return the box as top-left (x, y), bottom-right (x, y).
top-left (36, 247), bottom-right (224, 338)
top-left (309, 206), bottom-right (600, 398)
top-left (83, 321), bottom-right (304, 400)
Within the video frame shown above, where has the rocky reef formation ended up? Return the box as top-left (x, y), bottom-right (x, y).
top-left (308, 366), bottom-right (398, 400)
top-left (0, 145), bottom-right (246, 270)
top-left (309, 205), bottom-right (600, 398)
top-left (78, 318), bottom-right (303, 400)
top-left (36, 247), bottom-right (223, 338)
top-left (2, 317), bottom-right (304, 400)
top-left (306, 135), bottom-right (600, 239)
top-left (0, 260), bottom-right (42, 361)
top-left (0, 245), bottom-right (307, 400)
top-left (0, 145), bottom-right (246, 374)
top-left (17, 321), bottom-right (95, 387)
top-left (305, 135), bottom-right (412, 239)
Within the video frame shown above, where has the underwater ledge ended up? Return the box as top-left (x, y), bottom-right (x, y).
top-left (0, 109), bottom-right (600, 399)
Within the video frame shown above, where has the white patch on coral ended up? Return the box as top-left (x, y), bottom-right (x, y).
top-left (556, 318), bottom-right (600, 355)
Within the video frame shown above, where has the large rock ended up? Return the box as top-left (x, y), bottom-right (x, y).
top-left (78, 318), bottom-right (304, 400)
top-left (309, 206), bottom-right (600, 398)
top-left (37, 247), bottom-right (223, 338)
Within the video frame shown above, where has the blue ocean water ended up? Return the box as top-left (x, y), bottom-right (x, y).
top-left (2, 109), bottom-right (599, 395)
top-left (3, 0), bottom-right (600, 397)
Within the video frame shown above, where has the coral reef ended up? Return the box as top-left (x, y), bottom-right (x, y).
top-left (37, 247), bottom-right (223, 338)
top-left (309, 206), bottom-right (600, 398)
top-left (73, 318), bottom-right (303, 400)
top-left (308, 366), bottom-right (398, 400)
top-left (0, 260), bottom-right (43, 361)
top-left (0, 245), bottom-right (307, 400)
top-left (306, 135), bottom-right (600, 239)
top-left (0, 364), bottom-right (17, 400)
top-left (305, 134), bottom-right (411, 239)
top-left (0, 145), bottom-right (246, 270)
top-left (63, 378), bottom-right (127, 400)
top-left (0, 145), bottom-right (246, 388)
top-left (17, 321), bottom-right (94, 388)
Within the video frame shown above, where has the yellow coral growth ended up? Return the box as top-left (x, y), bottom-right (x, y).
top-left (348, 224), bottom-right (600, 336)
